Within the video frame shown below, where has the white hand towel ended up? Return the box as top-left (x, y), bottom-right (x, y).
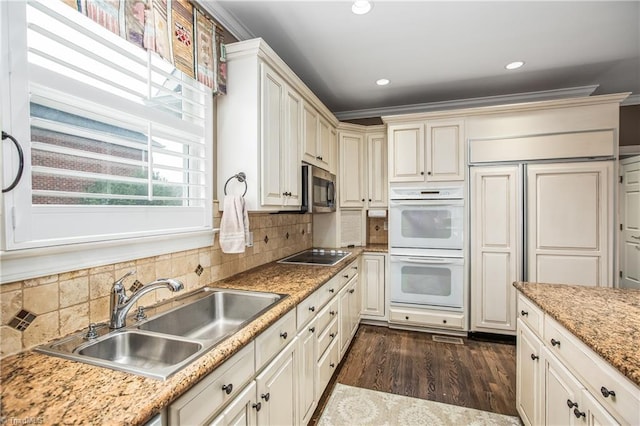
top-left (219, 195), bottom-right (250, 253)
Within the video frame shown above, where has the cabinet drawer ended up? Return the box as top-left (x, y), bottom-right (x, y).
top-left (297, 291), bottom-right (320, 330)
top-left (255, 309), bottom-right (296, 371)
top-left (337, 260), bottom-right (359, 288)
top-left (317, 275), bottom-right (340, 309)
top-left (389, 307), bottom-right (464, 330)
top-left (317, 317), bottom-right (338, 358)
top-left (517, 294), bottom-right (544, 338)
top-left (169, 342), bottom-right (255, 425)
top-left (544, 316), bottom-right (640, 425)
top-left (316, 298), bottom-right (338, 335)
top-left (317, 338), bottom-right (339, 396)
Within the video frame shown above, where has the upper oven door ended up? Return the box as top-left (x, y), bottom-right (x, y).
top-left (389, 199), bottom-right (463, 250)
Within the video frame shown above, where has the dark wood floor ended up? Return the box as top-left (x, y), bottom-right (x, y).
top-left (309, 325), bottom-right (518, 425)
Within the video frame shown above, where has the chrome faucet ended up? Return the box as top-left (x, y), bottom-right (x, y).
top-left (109, 271), bottom-right (184, 329)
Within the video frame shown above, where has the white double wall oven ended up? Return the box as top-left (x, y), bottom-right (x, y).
top-left (389, 187), bottom-right (465, 311)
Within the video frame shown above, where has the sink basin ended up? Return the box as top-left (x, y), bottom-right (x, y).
top-left (138, 289), bottom-right (284, 342)
top-left (76, 331), bottom-right (202, 370)
top-left (36, 288), bottom-right (287, 380)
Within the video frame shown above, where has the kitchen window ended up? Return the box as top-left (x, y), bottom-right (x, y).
top-left (1, 1), bottom-right (213, 282)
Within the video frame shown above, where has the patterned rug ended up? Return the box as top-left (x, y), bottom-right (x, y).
top-left (318, 384), bottom-right (522, 426)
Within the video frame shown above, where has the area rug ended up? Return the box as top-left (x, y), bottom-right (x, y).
top-left (318, 384), bottom-right (522, 426)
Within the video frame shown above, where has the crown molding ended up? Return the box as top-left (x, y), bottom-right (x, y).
top-left (621, 94), bottom-right (640, 106)
top-left (335, 85), bottom-right (600, 120)
top-left (196, 1), bottom-right (255, 41)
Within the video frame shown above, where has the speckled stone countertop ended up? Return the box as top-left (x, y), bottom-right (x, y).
top-left (362, 244), bottom-right (388, 253)
top-left (0, 249), bottom-right (363, 425)
top-left (514, 282), bottom-right (640, 387)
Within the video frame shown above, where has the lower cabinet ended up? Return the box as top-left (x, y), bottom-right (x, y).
top-left (338, 273), bottom-right (360, 359)
top-left (210, 381), bottom-right (259, 426)
top-left (361, 253), bottom-right (385, 319)
top-left (297, 318), bottom-right (317, 425)
top-left (516, 292), bottom-right (638, 426)
top-left (256, 340), bottom-right (298, 426)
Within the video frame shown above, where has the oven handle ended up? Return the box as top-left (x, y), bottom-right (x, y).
top-left (389, 199), bottom-right (464, 206)
top-left (391, 256), bottom-right (462, 265)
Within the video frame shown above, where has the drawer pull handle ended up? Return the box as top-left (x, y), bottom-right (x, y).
top-left (280, 331), bottom-right (288, 339)
top-left (567, 399), bottom-right (578, 408)
top-left (309, 327), bottom-right (315, 333)
top-left (631, 235), bottom-right (640, 240)
top-left (309, 306), bottom-right (315, 312)
top-left (222, 383), bottom-right (233, 394)
top-left (261, 393), bottom-right (270, 402)
top-left (252, 402), bottom-right (262, 412)
top-left (520, 310), bottom-right (529, 316)
top-left (330, 310), bottom-right (336, 316)
top-left (551, 338), bottom-right (561, 347)
top-left (330, 362), bottom-right (335, 368)
top-left (343, 274), bottom-right (349, 278)
top-left (600, 387), bottom-right (616, 398)
top-left (349, 289), bottom-right (355, 294)
top-left (573, 408), bottom-right (586, 419)
top-left (329, 288), bottom-right (335, 293)
top-left (330, 332), bottom-right (336, 339)
top-left (530, 354), bottom-right (539, 361)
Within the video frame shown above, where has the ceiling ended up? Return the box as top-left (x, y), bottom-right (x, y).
top-left (206, 1), bottom-right (640, 119)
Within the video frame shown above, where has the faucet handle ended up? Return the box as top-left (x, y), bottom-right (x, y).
top-left (85, 323), bottom-right (98, 340)
top-left (114, 270), bottom-right (136, 288)
top-left (134, 306), bottom-right (147, 321)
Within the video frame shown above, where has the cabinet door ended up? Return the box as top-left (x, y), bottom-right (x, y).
top-left (339, 131), bottom-right (365, 208)
top-left (297, 319), bottom-right (317, 425)
top-left (338, 284), bottom-right (351, 359)
top-left (284, 86), bottom-right (302, 206)
top-left (516, 321), bottom-right (543, 426)
top-left (580, 390), bottom-right (621, 426)
top-left (388, 123), bottom-right (425, 182)
top-left (260, 64), bottom-right (286, 207)
top-left (361, 254), bottom-right (385, 318)
top-left (527, 162), bottom-right (612, 287)
top-left (209, 381), bottom-right (258, 426)
top-left (543, 348), bottom-right (583, 426)
top-left (367, 133), bottom-right (387, 208)
top-left (425, 119), bottom-right (464, 182)
top-left (470, 166), bottom-right (521, 333)
top-left (302, 103), bottom-right (319, 164)
top-left (256, 341), bottom-right (297, 426)
top-left (318, 116), bottom-right (333, 172)
top-left (619, 158), bottom-right (640, 289)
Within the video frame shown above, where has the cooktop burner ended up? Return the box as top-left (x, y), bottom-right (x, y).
top-left (278, 249), bottom-right (351, 266)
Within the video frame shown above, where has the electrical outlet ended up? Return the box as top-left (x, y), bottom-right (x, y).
top-left (383, 221), bottom-right (388, 230)
top-left (307, 223), bottom-right (312, 234)
top-left (246, 232), bottom-right (254, 247)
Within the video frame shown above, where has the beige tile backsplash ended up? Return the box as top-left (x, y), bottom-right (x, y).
top-left (367, 216), bottom-right (388, 245)
top-left (0, 207), bottom-right (312, 358)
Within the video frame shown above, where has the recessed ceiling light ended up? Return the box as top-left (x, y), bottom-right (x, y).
top-left (352, 1), bottom-right (372, 15)
top-left (376, 78), bottom-right (390, 86)
top-left (505, 61), bottom-right (525, 70)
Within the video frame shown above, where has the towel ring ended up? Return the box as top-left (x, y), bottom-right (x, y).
top-left (224, 172), bottom-right (248, 196)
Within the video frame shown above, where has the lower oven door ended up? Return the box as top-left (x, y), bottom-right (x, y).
top-left (390, 255), bottom-right (464, 309)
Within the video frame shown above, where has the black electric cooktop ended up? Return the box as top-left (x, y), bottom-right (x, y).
top-left (278, 249), bottom-right (351, 266)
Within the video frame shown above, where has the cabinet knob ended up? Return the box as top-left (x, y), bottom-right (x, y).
top-left (309, 306), bottom-right (315, 312)
top-left (329, 288), bottom-right (335, 293)
top-left (330, 362), bottom-right (335, 368)
top-left (550, 338), bottom-right (561, 347)
top-left (530, 354), bottom-right (539, 361)
top-left (222, 383), bottom-right (233, 394)
top-left (600, 386), bottom-right (616, 398)
top-left (349, 289), bottom-right (355, 294)
top-left (309, 327), bottom-right (315, 333)
top-left (361, 198), bottom-right (365, 202)
top-left (252, 402), bottom-right (262, 412)
top-left (442, 319), bottom-right (447, 324)
top-left (330, 310), bottom-right (336, 316)
top-left (261, 392), bottom-right (270, 401)
top-left (343, 274), bottom-right (349, 278)
top-left (405, 316), bottom-right (410, 320)
top-left (520, 310), bottom-right (529, 317)
top-left (280, 331), bottom-right (288, 339)
top-left (427, 171), bottom-right (432, 175)
top-left (573, 408), bottom-right (586, 419)
top-left (330, 332), bottom-right (336, 338)
top-left (369, 199), bottom-right (372, 202)
top-left (420, 171), bottom-right (424, 175)
top-left (567, 399), bottom-right (578, 409)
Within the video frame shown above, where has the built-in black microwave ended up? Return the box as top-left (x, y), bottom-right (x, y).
top-left (302, 164), bottom-right (336, 213)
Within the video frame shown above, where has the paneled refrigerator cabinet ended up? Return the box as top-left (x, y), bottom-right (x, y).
top-left (470, 161), bottom-right (613, 334)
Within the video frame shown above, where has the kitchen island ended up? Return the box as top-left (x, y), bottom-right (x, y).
top-left (0, 248), bottom-right (365, 425)
top-left (514, 281), bottom-right (640, 425)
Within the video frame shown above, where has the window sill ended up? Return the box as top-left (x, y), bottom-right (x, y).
top-left (0, 229), bottom-right (217, 284)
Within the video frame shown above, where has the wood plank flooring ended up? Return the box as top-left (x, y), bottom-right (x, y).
top-left (309, 325), bottom-right (518, 425)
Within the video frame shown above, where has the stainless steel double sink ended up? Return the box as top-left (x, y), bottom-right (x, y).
top-left (37, 288), bottom-right (287, 380)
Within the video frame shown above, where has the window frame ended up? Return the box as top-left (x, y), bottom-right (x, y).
top-left (0, 0), bottom-right (215, 284)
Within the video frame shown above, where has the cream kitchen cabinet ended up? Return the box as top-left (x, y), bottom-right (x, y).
top-left (516, 292), bottom-right (639, 426)
top-left (297, 318), bottom-right (317, 426)
top-left (360, 253), bottom-right (386, 319)
top-left (619, 155), bottom-right (640, 289)
top-left (209, 381), bottom-right (258, 426)
top-left (338, 272), bottom-right (361, 359)
top-left (256, 339), bottom-right (298, 426)
top-left (339, 131), bottom-right (366, 208)
top-left (387, 119), bottom-right (464, 183)
top-left (366, 132), bottom-right (388, 208)
top-left (303, 103), bottom-right (336, 173)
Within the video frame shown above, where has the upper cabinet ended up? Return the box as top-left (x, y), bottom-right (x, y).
top-left (218, 39), bottom-right (338, 211)
top-left (387, 119), bottom-right (464, 183)
top-left (338, 125), bottom-right (387, 209)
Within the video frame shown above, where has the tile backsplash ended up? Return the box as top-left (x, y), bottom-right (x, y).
top-left (367, 215), bottom-right (388, 245)
top-left (0, 208), bottom-right (312, 358)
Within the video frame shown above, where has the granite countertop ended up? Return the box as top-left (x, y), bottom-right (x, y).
top-left (514, 281), bottom-right (640, 387)
top-left (0, 249), bottom-right (363, 425)
top-left (362, 244), bottom-right (388, 253)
